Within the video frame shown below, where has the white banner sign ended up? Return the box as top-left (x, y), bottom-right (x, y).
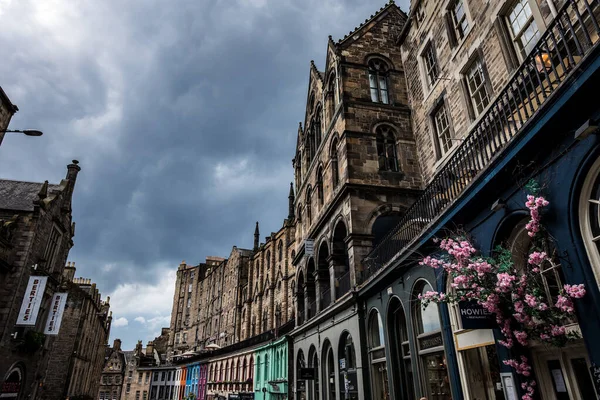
top-left (44, 292), bottom-right (68, 335)
top-left (16, 276), bottom-right (47, 326)
top-left (305, 239), bottom-right (314, 257)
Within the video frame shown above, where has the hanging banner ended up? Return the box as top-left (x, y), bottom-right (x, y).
top-left (16, 276), bottom-right (47, 326)
top-left (305, 240), bottom-right (314, 257)
top-left (44, 292), bottom-right (68, 335)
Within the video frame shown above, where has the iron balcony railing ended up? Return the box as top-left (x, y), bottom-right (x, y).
top-left (363, 0), bottom-right (600, 281)
top-left (307, 301), bottom-right (317, 319)
top-left (336, 271), bottom-right (352, 298)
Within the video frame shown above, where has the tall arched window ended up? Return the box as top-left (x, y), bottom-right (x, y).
top-left (297, 349), bottom-right (306, 398)
top-left (414, 281), bottom-right (452, 399)
top-left (242, 359), bottom-right (247, 382)
top-left (338, 332), bottom-right (358, 399)
top-left (315, 107), bottom-right (322, 150)
top-left (321, 341), bottom-right (335, 400)
top-left (369, 58), bottom-right (390, 104)
top-left (317, 167), bottom-right (324, 206)
top-left (580, 157), bottom-right (600, 286)
top-left (376, 125), bottom-right (399, 172)
top-left (368, 310), bottom-right (389, 399)
top-left (278, 241), bottom-right (283, 261)
top-left (330, 138), bottom-right (339, 188)
top-left (388, 297), bottom-right (415, 400)
top-left (266, 251), bottom-right (271, 276)
top-left (255, 356), bottom-right (261, 385)
top-left (306, 188), bottom-right (312, 225)
top-left (308, 346), bottom-right (319, 400)
top-left (327, 71), bottom-right (338, 122)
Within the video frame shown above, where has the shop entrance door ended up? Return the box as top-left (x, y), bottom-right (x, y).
top-left (533, 343), bottom-right (597, 400)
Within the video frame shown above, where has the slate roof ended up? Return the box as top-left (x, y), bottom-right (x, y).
top-left (0, 179), bottom-right (62, 212)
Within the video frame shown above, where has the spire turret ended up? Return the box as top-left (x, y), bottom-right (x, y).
top-left (288, 182), bottom-right (295, 220)
top-left (253, 222), bottom-right (260, 251)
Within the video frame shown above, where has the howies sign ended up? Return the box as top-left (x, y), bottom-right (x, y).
top-left (16, 276), bottom-right (48, 326)
top-left (44, 293), bottom-right (68, 335)
top-left (458, 300), bottom-right (496, 329)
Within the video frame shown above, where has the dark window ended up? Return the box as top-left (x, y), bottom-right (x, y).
top-left (43, 226), bottom-right (62, 271)
top-left (314, 110), bottom-right (322, 150)
top-left (317, 168), bottom-right (324, 206)
top-left (422, 43), bottom-right (439, 88)
top-left (450, 0), bottom-right (469, 40)
top-left (306, 188), bottom-right (312, 224)
top-left (376, 125), bottom-right (398, 172)
top-left (330, 139), bottom-right (339, 188)
top-left (368, 59), bottom-right (390, 104)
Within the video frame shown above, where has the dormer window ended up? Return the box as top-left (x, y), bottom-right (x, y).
top-left (368, 59), bottom-right (390, 104)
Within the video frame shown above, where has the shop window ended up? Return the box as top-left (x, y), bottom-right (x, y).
top-left (414, 281), bottom-right (453, 399)
top-left (297, 350), bottom-right (306, 397)
top-left (368, 311), bottom-right (389, 400)
top-left (321, 342), bottom-right (336, 400)
top-left (338, 332), bottom-right (358, 400)
top-left (388, 297), bottom-right (415, 399)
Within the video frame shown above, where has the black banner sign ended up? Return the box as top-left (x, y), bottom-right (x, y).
top-left (299, 367), bottom-right (315, 380)
top-left (459, 300), bottom-right (496, 330)
top-left (419, 332), bottom-right (443, 350)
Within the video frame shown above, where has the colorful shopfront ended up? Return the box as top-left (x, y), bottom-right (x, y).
top-left (253, 337), bottom-right (290, 400)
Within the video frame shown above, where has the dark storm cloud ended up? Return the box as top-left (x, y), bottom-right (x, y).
top-left (0, 0), bottom-right (410, 348)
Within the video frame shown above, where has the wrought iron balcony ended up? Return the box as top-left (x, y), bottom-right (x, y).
top-left (362, 0), bottom-right (600, 282)
top-left (319, 288), bottom-right (331, 310)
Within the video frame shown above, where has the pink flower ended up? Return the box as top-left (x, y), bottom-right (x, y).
top-left (564, 284), bottom-right (586, 299)
top-left (540, 333), bottom-right (550, 340)
top-left (538, 303), bottom-right (548, 311)
top-left (551, 325), bottom-right (566, 337)
top-left (524, 294), bottom-right (538, 308)
top-left (514, 330), bottom-right (528, 346)
top-left (528, 251), bottom-right (547, 266)
top-left (555, 295), bottom-right (574, 313)
top-left (496, 273), bottom-right (517, 292)
top-left (514, 301), bottom-right (524, 313)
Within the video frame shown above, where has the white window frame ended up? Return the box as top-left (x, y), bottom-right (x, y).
top-left (579, 156), bottom-right (600, 289)
top-left (503, 0), bottom-right (545, 60)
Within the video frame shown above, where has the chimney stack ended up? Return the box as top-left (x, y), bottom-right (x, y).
top-left (146, 341), bottom-right (154, 357)
top-left (113, 338), bottom-right (122, 351)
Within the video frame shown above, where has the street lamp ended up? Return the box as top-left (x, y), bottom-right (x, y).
top-left (0, 129), bottom-right (43, 147)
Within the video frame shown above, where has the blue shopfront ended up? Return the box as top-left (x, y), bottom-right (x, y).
top-left (359, 9), bottom-right (600, 400)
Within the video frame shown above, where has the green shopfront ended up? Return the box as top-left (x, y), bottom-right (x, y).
top-left (254, 337), bottom-right (290, 400)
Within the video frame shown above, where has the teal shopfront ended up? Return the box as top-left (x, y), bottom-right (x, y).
top-left (253, 337), bottom-right (290, 400)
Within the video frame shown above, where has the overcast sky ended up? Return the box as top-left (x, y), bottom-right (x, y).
top-left (0, 0), bottom-right (410, 350)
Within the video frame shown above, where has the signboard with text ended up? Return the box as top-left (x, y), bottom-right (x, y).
top-left (459, 300), bottom-right (496, 329)
top-left (305, 240), bottom-right (314, 257)
top-left (16, 276), bottom-right (47, 326)
top-left (44, 292), bottom-right (68, 335)
top-left (299, 368), bottom-right (315, 380)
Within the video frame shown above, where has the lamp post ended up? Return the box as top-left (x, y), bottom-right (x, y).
top-left (0, 129), bottom-right (43, 147)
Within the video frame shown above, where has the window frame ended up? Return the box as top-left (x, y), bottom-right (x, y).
top-left (504, 0), bottom-right (544, 59)
top-left (421, 42), bottom-right (439, 89)
top-left (461, 54), bottom-right (492, 120)
top-left (429, 96), bottom-right (455, 159)
top-left (375, 125), bottom-right (399, 172)
top-left (446, 0), bottom-right (470, 47)
top-left (368, 58), bottom-right (391, 105)
top-left (43, 224), bottom-right (63, 272)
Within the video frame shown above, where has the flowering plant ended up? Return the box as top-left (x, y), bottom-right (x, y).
top-left (418, 192), bottom-right (585, 400)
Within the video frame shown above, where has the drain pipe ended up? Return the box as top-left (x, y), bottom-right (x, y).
top-left (547, 0), bottom-right (558, 18)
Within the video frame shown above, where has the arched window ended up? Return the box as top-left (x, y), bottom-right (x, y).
top-left (376, 125), bottom-right (399, 172)
top-left (330, 138), bottom-right (339, 188)
top-left (315, 107), bottom-right (322, 150)
top-left (317, 167), bottom-right (324, 206)
top-left (368, 310), bottom-right (389, 399)
top-left (308, 346), bottom-right (319, 400)
top-left (250, 356), bottom-right (254, 380)
top-left (306, 188), bottom-right (312, 225)
top-left (242, 358), bottom-right (247, 381)
top-left (278, 241), bottom-right (283, 261)
top-left (388, 297), bottom-right (415, 399)
top-left (368, 58), bottom-right (390, 104)
top-left (225, 361), bottom-right (229, 381)
top-left (255, 356), bottom-right (261, 384)
top-left (414, 281), bottom-right (452, 399)
top-left (338, 332), bottom-right (358, 399)
top-left (266, 251), bottom-right (271, 274)
top-left (372, 213), bottom-right (402, 247)
top-left (322, 341), bottom-right (335, 400)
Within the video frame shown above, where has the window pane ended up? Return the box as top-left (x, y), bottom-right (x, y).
top-left (507, 0), bottom-right (540, 57)
top-left (419, 284), bottom-right (441, 333)
top-left (466, 59), bottom-right (490, 115)
top-left (380, 88), bottom-right (389, 104)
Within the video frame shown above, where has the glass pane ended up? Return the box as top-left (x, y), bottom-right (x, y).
top-left (380, 89), bottom-right (389, 104)
top-left (570, 358), bottom-right (596, 399)
top-left (422, 352), bottom-right (452, 400)
top-left (547, 359), bottom-right (570, 400)
top-left (379, 76), bottom-right (388, 90)
top-left (371, 88), bottom-right (379, 102)
top-left (419, 284), bottom-right (442, 333)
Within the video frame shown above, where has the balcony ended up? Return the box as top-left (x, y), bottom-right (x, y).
top-left (362, 0), bottom-right (600, 281)
top-left (319, 288), bottom-right (331, 310)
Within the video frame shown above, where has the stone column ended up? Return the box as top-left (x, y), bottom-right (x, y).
top-left (346, 233), bottom-right (373, 286)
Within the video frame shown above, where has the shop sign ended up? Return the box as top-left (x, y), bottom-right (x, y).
top-left (0, 369), bottom-right (22, 398)
top-left (44, 292), bottom-right (68, 335)
top-left (459, 300), bottom-right (496, 330)
top-left (339, 358), bottom-right (346, 370)
top-left (239, 395), bottom-right (254, 400)
top-left (16, 276), bottom-right (48, 326)
top-left (298, 368), bottom-right (315, 380)
top-left (590, 365), bottom-right (600, 394)
top-left (418, 332), bottom-right (443, 350)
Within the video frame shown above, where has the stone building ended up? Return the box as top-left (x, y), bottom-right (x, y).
top-left (98, 339), bottom-right (126, 400)
top-left (0, 160), bottom-right (82, 400)
top-left (40, 269), bottom-right (111, 400)
top-left (359, 0), bottom-right (600, 399)
top-left (290, 2), bottom-right (421, 399)
top-left (121, 341), bottom-right (161, 400)
top-left (168, 189), bottom-right (296, 358)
